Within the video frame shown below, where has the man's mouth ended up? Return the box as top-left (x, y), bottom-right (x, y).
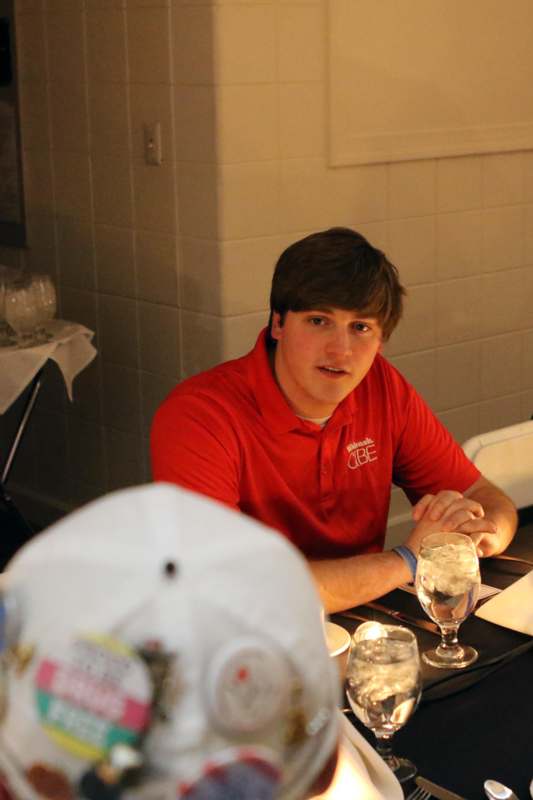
top-left (317, 366), bottom-right (349, 377)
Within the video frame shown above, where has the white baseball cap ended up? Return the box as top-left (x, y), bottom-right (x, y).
top-left (0, 483), bottom-right (339, 800)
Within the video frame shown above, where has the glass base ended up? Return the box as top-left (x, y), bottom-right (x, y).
top-left (376, 743), bottom-right (418, 784)
top-left (422, 644), bottom-right (478, 670)
top-left (388, 756), bottom-right (418, 784)
top-left (0, 324), bottom-right (12, 347)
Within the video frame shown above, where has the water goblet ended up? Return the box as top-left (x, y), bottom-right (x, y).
top-left (4, 276), bottom-right (41, 347)
top-left (0, 265), bottom-right (21, 345)
top-left (346, 623), bottom-right (421, 783)
top-left (416, 531), bottom-right (481, 669)
top-left (30, 273), bottom-right (57, 341)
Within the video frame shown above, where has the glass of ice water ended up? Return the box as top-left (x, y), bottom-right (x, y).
top-left (30, 273), bottom-right (57, 341)
top-left (346, 623), bottom-right (421, 783)
top-left (0, 265), bottom-right (22, 345)
top-left (416, 531), bottom-right (481, 669)
top-left (4, 276), bottom-right (41, 347)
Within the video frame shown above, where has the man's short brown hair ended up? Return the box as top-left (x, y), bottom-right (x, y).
top-left (269, 227), bottom-right (405, 342)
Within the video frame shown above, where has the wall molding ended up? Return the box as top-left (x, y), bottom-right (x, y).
top-left (328, 0), bottom-right (533, 166)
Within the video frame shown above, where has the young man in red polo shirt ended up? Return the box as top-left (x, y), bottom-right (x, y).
top-left (151, 228), bottom-right (516, 613)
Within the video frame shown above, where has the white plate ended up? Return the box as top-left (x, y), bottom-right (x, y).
top-left (325, 621), bottom-right (351, 657)
top-left (315, 713), bottom-right (404, 800)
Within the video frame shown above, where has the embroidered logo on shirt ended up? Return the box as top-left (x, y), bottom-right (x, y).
top-left (346, 438), bottom-right (377, 470)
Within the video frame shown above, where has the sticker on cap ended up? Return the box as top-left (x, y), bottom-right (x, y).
top-left (177, 747), bottom-right (281, 800)
top-left (26, 763), bottom-right (74, 800)
top-left (34, 634), bottom-right (152, 761)
top-left (207, 638), bottom-right (291, 735)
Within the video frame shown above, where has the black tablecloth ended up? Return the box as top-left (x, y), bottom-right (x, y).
top-left (334, 521), bottom-right (533, 800)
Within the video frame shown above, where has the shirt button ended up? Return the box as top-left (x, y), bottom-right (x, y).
top-left (321, 467), bottom-right (328, 475)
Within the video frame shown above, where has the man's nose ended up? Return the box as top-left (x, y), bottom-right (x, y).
top-left (326, 328), bottom-right (352, 357)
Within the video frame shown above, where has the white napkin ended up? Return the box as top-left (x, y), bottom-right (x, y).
top-left (0, 320), bottom-right (96, 413)
top-left (475, 570), bottom-right (533, 635)
top-left (313, 713), bottom-right (403, 800)
top-left (401, 582), bottom-right (500, 601)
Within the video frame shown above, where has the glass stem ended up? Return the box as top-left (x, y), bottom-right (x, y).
top-left (375, 734), bottom-right (397, 769)
top-left (439, 624), bottom-right (460, 653)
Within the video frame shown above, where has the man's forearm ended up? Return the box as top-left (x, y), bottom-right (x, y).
top-left (306, 492), bottom-right (502, 614)
top-left (309, 550), bottom-right (411, 614)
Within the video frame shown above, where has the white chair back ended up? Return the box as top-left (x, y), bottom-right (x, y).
top-left (462, 420), bottom-right (533, 509)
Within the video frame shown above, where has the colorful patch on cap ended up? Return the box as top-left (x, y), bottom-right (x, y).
top-left (177, 747), bottom-right (281, 800)
top-left (207, 638), bottom-right (291, 735)
top-left (34, 634), bottom-right (152, 761)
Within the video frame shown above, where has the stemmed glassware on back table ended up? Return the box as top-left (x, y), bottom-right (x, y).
top-left (1, 270), bottom-right (57, 348)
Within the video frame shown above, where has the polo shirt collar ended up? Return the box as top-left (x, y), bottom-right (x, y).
top-left (249, 328), bottom-right (356, 433)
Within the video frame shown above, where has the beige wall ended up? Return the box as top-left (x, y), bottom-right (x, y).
top-left (2, 0), bottom-right (533, 527)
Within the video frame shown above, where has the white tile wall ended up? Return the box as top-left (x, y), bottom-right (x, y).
top-left (389, 161), bottom-right (436, 219)
top-left (216, 84), bottom-right (279, 164)
top-left (213, 6), bottom-right (277, 85)
top-left (58, 218), bottom-right (96, 291)
top-left (92, 153), bottom-right (133, 228)
top-left (54, 154), bottom-right (92, 220)
top-left (523, 331), bottom-right (533, 390)
top-left (435, 277), bottom-right (483, 347)
top-left (437, 156), bottom-right (483, 213)
top-left (386, 284), bottom-right (436, 356)
top-left (479, 394), bottom-right (523, 432)
top-left (438, 404), bottom-right (480, 445)
top-left (219, 162), bottom-right (279, 239)
top-left (95, 225), bottom-right (135, 297)
top-left (436, 211), bottom-right (482, 280)
top-left (481, 206), bottom-right (524, 272)
top-left (278, 4), bottom-right (324, 83)
top-left (279, 83), bottom-right (324, 159)
top-left (5, 1), bottom-right (533, 526)
top-left (102, 363), bottom-right (141, 434)
top-left (480, 333), bottom-right (522, 400)
top-left (89, 83), bottom-right (130, 156)
top-left (482, 152), bottom-right (524, 208)
top-left (388, 217), bottom-right (436, 285)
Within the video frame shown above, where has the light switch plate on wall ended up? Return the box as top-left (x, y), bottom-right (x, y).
top-left (144, 122), bottom-right (162, 166)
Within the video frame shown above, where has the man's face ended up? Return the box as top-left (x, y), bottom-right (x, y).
top-left (271, 308), bottom-right (383, 419)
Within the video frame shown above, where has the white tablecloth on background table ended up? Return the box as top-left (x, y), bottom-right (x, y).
top-left (0, 320), bottom-right (97, 414)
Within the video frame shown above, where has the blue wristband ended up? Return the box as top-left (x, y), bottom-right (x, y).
top-left (392, 545), bottom-right (418, 582)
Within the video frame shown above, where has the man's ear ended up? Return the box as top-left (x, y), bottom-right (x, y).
top-left (271, 311), bottom-right (283, 341)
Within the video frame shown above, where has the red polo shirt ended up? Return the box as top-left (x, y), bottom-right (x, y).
top-left (151, 329), bottom-right (480, 558)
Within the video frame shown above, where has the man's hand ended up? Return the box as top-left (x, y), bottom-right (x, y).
top-left (413, 490), bottom-right (485, 526)
top-left (311, 479), bottom-right (516, 614)
top-left (409, 489), bottom-right (498, 557)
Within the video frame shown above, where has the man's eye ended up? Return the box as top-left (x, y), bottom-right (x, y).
top-left (309, 317), bottom-right (325, 326)
top-left (353, 322), bottom-right (370, 332)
